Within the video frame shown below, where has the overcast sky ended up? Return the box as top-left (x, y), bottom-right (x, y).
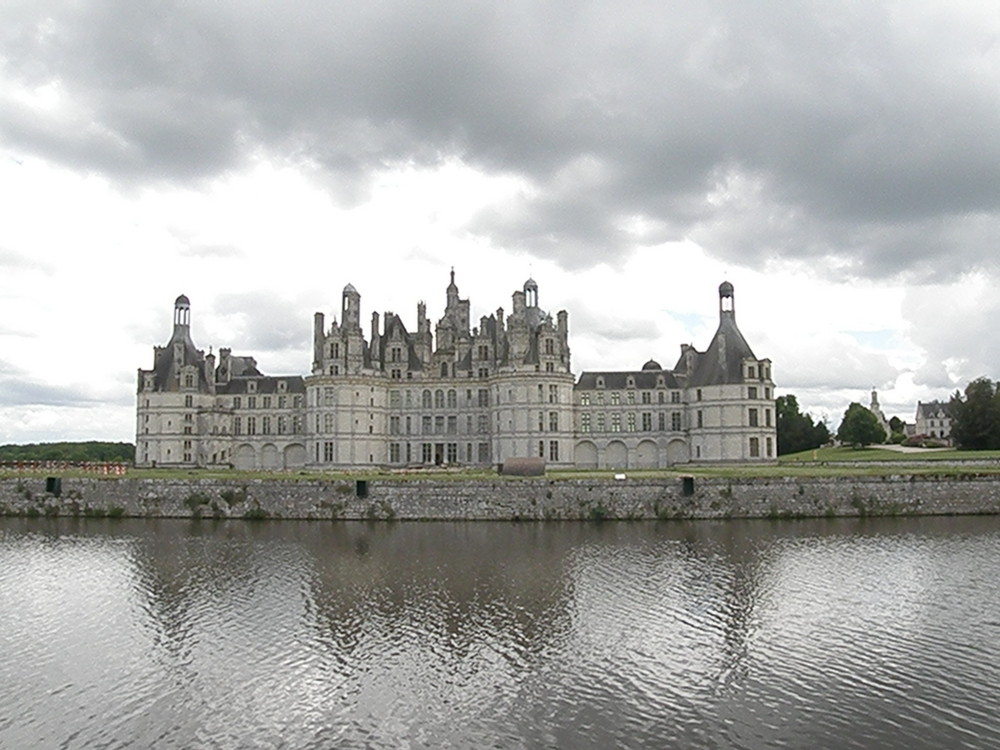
top-left (2, 0), bottom-right (999, 443)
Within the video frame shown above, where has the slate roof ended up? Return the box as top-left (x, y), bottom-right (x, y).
top-left (685, 312), bottom-right (757, 387)
top-left (575, 369), bottom-right (681, 390)
top-left (219, 376), bottom-right (306, 395)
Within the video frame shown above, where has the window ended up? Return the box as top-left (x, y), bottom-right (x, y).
top-left (697, 411), bottom-right (703, 428)
top-left (549, 440), bottom-right (559, 461)
top-left (262, 416), bottom-right (271, 434)
top-left (597, 414), bottom-right (606, 432)
top-left (247, 396), bottom-right (256, 409)
top-left (641, 413), bottom-right (652, 431)
top-left (478, 344), bottom-right (489, 360)
top-left (447, 390), bottom-right (457, 408)
top-left (389, 443), bottom-right (400, 463)
top-left (478, 389), bottom-right (489, 407)
top-left (278, 395), bottom-right (286, 408)
top-left (611, 392), bottom-right (621, 406)
top-left (671, 391), bottom-right (681, 404)
top-left (477, 414), bottom-right (488, 433)
top-left (435, 390), bottom-right (445, 409)
top-left (434, 416), bottom-right (444, 434)
top-left (748, 386), bottom-right (758, 399)
top-left (478, 443), bottom-right (490, 463)
top-left (324, 441), bottom-right (334, 462)
top-left (447, 443), bottom-right (457, 463)
top-left (184, 374), bottom-right (194, 388)
top-left (324, 388), bottom-right (335, 407)
top-left (671, 412), bottom-right (682, 431)
top-left (538, 411), bottom-right (545, 431)
top-left (406, 416), bottom-right (412, 435)
top-left (391, 346), bottom-right (402, 362)
top-left (324, 413), bottom-right (334, 433)
top-left (390, 390), bottom-right (401, 408)
top-left (581, 414), bottom-right (591, 432)
top-left (247, 417), bottom-right (256, 435)
top-left (641, 391), bottom-right (651, 405)
top-left (422, 443), bottom-right (433, 463)
top-left (538, 441), bottom-right (545, 458)
top-left (549, 385), bottom-right (558, 403)
top-left (233, 396), bottom-right (241, 409)
top-left (749, 408), bottom-right (759, 427)
top-left (391, 369), bottom-right (402, 380)
top-left (749, 437), bottom-right (760, 457)
top-left (581, 393), bottom-right (590, 406)
top-left (748, 366), bottom-right (756, 379)
top-left (544, 339), bottom-right (554, 355)
top-left (627, 413), bottom-right (636, 432)
top-left (422, 416), bottom-right (432, 434)
top-left (596, 392), bottom-right (605, 405)
top-left (262, 396), bottom-right (271, 408)
top-left (549, 411), bottom-right (558, 431)
top-left (765, 409), bottom-right (772, 427)
top-left (626, 391), bottom-right (635, 405)
top-left (766, 437), bottom-right (773, 457)
top-left (423, 390), bottom-right (432, 408)
top-left (447, 416), bottom-right (457, 434)
top-left (234, 417), bottom-right (242, 435)
top-left (611, 414), bottom-right (621, 432)
top-left (658, 413), bottom-right (665, 431)
top-left (277, 416), bottom-right (287, 435)
top-left (390, 416), bottom-right (400, 435)
top-left (696, 389), bottom-right (703, 401)
top-left (185, 395), bottom-right (193, 408)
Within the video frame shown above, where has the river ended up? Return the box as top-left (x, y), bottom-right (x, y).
top-left (1, 516), bottom-right (998, 749)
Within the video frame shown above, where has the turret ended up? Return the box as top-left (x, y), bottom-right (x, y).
top-left (342, 283), bottom-right (361, 330)
top-left (313, 312), bottom-right (325, 371)
top-left (719, 280), bottom-right (735, 318)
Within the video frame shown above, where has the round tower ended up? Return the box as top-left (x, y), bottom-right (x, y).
top-left (719, 281), bottom-right (735, 317)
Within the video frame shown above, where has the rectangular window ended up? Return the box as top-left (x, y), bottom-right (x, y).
top-left (549, 411), bottom-right (558, 431)
top-left (766, 437), bottom-right (773, 457)
top-left (422, 416), bottom-right (431, 434)
top-left (422, 443), bottom-right (433, 463)
top-left (278, 395), bottom-right (286, 408)
top-left (581, 414), bottom-right (591, 433)
top-left (658, 412), bottom-right (666, 431)
top-left (435, 416), bottom-right (445, 434)
top-left (324, 387), bottom-right (335, 407)
top-left (277, 416), bottom-right (287, 435)
top-left (597, 392), bottom-right (605, 405)
top-left (641, 412), bottom-right (652, 431)
top-left (233, 396), bottom-right (241, 409)
top-left (749, 408), bottom-right (759, 427)
top-left (765, 409), bottom-right (772, 427)
top-left (447, 443), bottom-right (458, 463)
top-left (697, 411), bottom-right (703, 428)
top-left (247, 396), bottom-right (256, 409)
top-left (611, 414), bottom-right (621, 432)
top-left (696, 389), bottom-right (703, 401)
top-left (262, 396), bottom-right (271, 408)
top-left (389, 443), bottom-right (400, 463)
top-left (390, 416), bottom-right (400, 435)
top-left (750, 437), bottom-right (760, 457)
top-left (324, 413), bottom-right (335, 434)
top-left (538, 411), bottom-right (545, 431)
top-left (671, 412), bottom-right (682, 431)
top-left (477, 414), bottom-right (488, 433)
top-left (626, 391), bottom-right (635, 405)
top-left (447, 416), bottom-right (457, 434)
top-left (185, 395), bottom-right (193, 408)
top-left (478, 442), bottom-right (490, 463)
top-left (748, 366), bottom-right (756, 379)
top-left (390, 390), bottom-right (401, 408)
top-left (549, 385), bottom-right (558, 403)
top-left (611, 392), bottom-right (621, 406)
top-left (549, 440), bottom-right (559, 461)
top-left (538, 440), bottom-right (545, 458)
top-left (478, 389), bottom-right (490, 407)
top-left (293, 416), bottom-right (302, 433)
top-left (247, 416), bottom-right (256, 435)
top-left (627, 413), bottom-right (636, 432)
top-left (262, 416), bottom-right (271, 434)
top-left (671, 391), bottom-right (681, 404)
top-left (748, 386), bottom-right (758, 399)
top-left (324, 441), bottom-right (334, 462)
top-left (641, 391), bottom-right (651, 404)
top-left (581, 393), bottom-right (590, 406)
top-left (597, 414), bottom-right (606, 432)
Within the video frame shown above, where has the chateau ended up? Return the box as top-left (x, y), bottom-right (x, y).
top-left (136, 274), bottom-right (776, 470)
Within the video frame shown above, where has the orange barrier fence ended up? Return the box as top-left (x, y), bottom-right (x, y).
top-left (0, 461), bottom-right (129, 475)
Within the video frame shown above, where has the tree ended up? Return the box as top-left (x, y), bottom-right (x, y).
top-left (836, 402), bottom-right (886, 447)
top-left (949, 377), bottom-right (1000, 450)
top-left (776, 395), bottom-right (831, 455)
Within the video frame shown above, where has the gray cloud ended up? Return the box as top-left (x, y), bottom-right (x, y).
top-left (209, 292), bottom-right (311, 354)
top-left (0, 359), bottom-right (102, 406)
top-left (3, 1), bottom-right (998, 279)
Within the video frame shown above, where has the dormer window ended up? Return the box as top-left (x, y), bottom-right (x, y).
top-left (278, 380), bottom-right (287, 393)
top-left (248, 380), bottom-right (257, 394)
top-left (747, 365), bottom-right (756, 379)
top-left (596, 377), bottom-right (605, 388)
top-left (626, 376), bottom-right (635, 388)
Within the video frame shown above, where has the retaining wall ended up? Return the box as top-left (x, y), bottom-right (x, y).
top-left (2, 474), bottom-right (1000, 521)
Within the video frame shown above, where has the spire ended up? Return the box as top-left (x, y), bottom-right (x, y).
top-left (719, 280), bottom-right (735, 319)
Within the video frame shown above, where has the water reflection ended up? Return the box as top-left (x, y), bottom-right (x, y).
top-left (1, 516), bottom-right (999, 749)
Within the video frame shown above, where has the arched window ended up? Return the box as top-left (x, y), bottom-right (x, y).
top-left (422, 390), bottom-right (432, 408)
top-left (447, 390), bottom-right (457, 408)
top-left (435, 390), bottom-right (445, 408)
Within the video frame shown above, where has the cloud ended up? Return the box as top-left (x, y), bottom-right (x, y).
top-left (2, 1), bottom-right (998, 280)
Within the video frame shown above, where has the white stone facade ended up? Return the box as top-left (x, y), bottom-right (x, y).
top-left (136, 275), bottom-right (776, 470)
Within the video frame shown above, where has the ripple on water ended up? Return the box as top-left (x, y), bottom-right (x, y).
top-left (2, 517), bottom-right (1000, 749)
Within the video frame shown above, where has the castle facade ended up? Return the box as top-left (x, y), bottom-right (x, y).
top-left (136, 274), bottom-right (776, 470)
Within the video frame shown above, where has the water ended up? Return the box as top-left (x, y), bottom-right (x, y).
top-left (1, 516), bottom-right (999, 749)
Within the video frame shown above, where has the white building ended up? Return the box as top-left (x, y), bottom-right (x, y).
top-left (136, 275), bottom-right (776, 470)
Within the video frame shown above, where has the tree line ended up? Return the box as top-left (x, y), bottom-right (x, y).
top-left (949, 377), bottom-right (1000, 450)
top-left (0, 442), bottom-right (135, 463)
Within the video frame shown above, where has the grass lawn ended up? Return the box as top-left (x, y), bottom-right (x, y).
top-left (779, 446), bottom-right (1000, 463)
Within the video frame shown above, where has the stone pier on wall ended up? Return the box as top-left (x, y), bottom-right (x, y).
top-left (2, 475), bottom-right (1000, 521)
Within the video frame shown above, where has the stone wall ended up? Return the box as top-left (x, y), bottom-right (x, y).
top-left (2, 474), bottom-right (1000, 521)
